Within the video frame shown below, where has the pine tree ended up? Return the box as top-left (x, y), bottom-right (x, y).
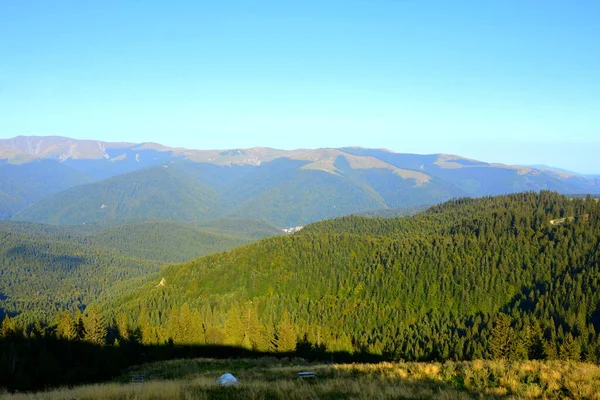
top-left (138, 307), bottom-right (155, 345)
top-left (224, 306), bottom-right (244, 346)
top-left (116, 313), bottom-right (129, 341)
top-left (264, 316), bottom-right (277, 352)
top-left (178, 303), bottom-right (194, 344)
top-left (205, 326), bottom-right (225, 344)
top-left (275, 311), bottom-right (297, 352)
top-left (31, 320), bottom-right (46, 338)
top-left (543, 339), bottom-right (558, 360)
top-left (243, 303), bottom-right (265, 350)
top-left (166, 306), bottom-right (180, 342)
top-left (559, 333), bottom-right (581, 361)
top-left (190, 309), bottom-right (205, 345)
top-left (490, 313), bottom-right (514, 359)
top-left (74, 310), bottom-right (86, 340)
top-left (84, 306), bottom-right (106, 345)
top-left (56, 311), bottom-right (77, 340)
top-left (1, 315), bottom-right (16, 337)
top-left (527, 321), bottom-right (545, 360)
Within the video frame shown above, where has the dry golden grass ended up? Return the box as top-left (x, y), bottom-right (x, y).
top-left (3, 358), bottom-right (600, 399)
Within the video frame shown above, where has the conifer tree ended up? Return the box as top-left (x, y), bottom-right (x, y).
top-left (243, 303), bottom-right (265, 350)
top-left (56, 311), bottom-right (77, 340)
top-left (543, 339), bottom-right (558, 360)
top-left (31, 321), bottom-right (46, 338)
top-left (179, 303), bottom-right (194, 344)
top-left (116, 313), bottom-right (129, 341)
top-left (74, 310), bottom-right (86, 340)
top-left (1, 315), bottom-right (16, 337)
top-left (264, 316), bottom-right (277, 352)
top-left (275, 311), bottom-right (297, 352)
top-left (190, 309), bottom-right (205, 345)
top-left (559, 333), bottom-right (581, 361)
top-left (205, 326), bottom-right (225, 344)
top-left (138, 307), bottom-right (155, 345)
top-left (490, 313), bottom-right (514, 359)
top-left (84, 306), bottom-right (106, 345)
top-left (224, 306), bottom-right (244, 346)
top-left (166, 306), bottom-right (180, 342)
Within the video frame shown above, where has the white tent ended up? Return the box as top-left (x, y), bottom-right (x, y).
top-left (216, 373), bottom-right (238, 386)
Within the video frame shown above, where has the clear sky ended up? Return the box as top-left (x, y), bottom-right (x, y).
top-left (1, 0), bottom-right (598, 173)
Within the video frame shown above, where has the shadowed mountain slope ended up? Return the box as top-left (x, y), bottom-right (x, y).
top-left (13, 165), bottom-right (223, 225)
top-left (0, 160), bottom-right (92, 218)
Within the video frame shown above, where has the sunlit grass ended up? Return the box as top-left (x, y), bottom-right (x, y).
top-left (4, 358), bottom-right (600, 399)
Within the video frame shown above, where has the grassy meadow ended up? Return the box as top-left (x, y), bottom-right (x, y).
top-left (3, 358), bottom-right (600, 399)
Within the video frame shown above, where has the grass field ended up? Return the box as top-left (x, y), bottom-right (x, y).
top-left (3, 358), bottom-right (600, 399)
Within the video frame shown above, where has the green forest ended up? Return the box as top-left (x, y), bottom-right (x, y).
top-left (1, 191), bottom-right (600, 391)
top-left (101, 192), bottom-right (600, 361)
top-left (0, 218), bottom-right (281, 325)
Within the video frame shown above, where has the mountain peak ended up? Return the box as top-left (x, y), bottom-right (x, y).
top-left (0, 135), bottom-right (135, 161)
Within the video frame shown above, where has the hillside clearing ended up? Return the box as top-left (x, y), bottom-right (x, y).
top-left (3, 358), bottom-right (600, 399)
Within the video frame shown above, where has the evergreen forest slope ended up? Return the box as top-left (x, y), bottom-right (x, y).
top-left (0, 160), bottom-right (92, 218)
top-left (12, 158), bottom-right (457, 227)
top-left (13, 165), bottom-right (223, 225)
top-left (0, 229), bottom-right (159, 324)
top-left (106, 192), bottom-right (600, 362)
top-left (84, 220), bottom-right (278, 263)
top-left (0, 218), bottom-right (280, 323)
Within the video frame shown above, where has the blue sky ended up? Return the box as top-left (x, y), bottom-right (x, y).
top-left (1, 1), bottom-right (598, 173)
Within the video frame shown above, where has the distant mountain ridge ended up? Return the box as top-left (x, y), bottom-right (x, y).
top-left (2, 135), bottom-right (599, 226)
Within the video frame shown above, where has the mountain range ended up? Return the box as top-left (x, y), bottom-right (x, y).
top-left (1, 135), bottom-right (599, 227)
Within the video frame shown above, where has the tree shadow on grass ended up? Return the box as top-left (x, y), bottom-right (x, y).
top-left (0, 333), bottom-right (492, 399)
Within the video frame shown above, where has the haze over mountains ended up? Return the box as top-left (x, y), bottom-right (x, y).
top-left (1, 135), bottom-right (599, 227)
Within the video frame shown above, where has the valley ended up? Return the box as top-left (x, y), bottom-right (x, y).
top-left (3, 1), bottom-right (598, 397)
top-left (1, 137), bottom-right (600, 397)
top-left (1, 191), bottom-right (599, 396)
top-left (0, 218), bottom-right (281, 324)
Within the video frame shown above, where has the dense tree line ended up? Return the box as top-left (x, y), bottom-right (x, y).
top-left (0, 218), bottom-right (280, 324)
top-left (103, 192), bottom-right (600, 361)
top-left (0, 229), bottom-right (160, 324)
top-left (0, 308), bottom-right (362, 391)
top-left (2, 192), bottom-right (600, 391)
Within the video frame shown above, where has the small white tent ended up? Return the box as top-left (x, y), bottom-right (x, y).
top-left (216, 373), bottom-right (238, 386)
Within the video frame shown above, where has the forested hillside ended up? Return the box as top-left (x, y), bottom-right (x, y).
top-left (0, 229), bottom-right (159, 324)
top-left (12, 158), bottom-right (456, 227)
top-left (195, 218), bottom-right (283, 240)
top-left (355, 204), bottom-right (430, 218)
top-left (13, 166), bottom-right (224, 225)
top-left (2, 191), bottom-right (600, 392)
top-left (0, 218), bottom-right (280, 323)
top-left (101, 192), bottom-right (600, 361)
top-left (0, 160), bottom-right (92, 218)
